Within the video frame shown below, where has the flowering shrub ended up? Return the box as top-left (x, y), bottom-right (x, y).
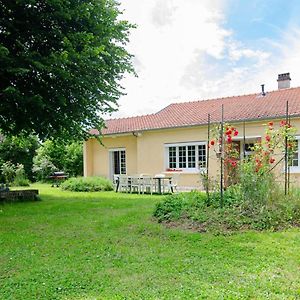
top-left (206, 120), bottom-right (297, 207)
top-left (209, 123), bottom-right (240, 187)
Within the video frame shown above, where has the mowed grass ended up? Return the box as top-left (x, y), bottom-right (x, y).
top-left (1, 184), bottom-right (300, 299)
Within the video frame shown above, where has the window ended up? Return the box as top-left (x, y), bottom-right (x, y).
top-left (166, 142), bottom-right (206, 171)
top-left (243, 143), bottom-right (255, 159)
top-left (289, 139), bottom-right (299, 167)
top-left (110, 149), bottom-right (126, 175)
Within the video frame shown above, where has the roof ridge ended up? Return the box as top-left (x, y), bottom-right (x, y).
top-left (166, 86), bottom-right (300, 106)
top-left (105, 113), bottom-right (156, 122)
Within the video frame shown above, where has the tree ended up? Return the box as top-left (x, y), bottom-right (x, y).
top-left (32, 139), bottom-right (83, 180)
top-left (0, 134), bottom-right (39, 180)
top-left (0, 0), bottom-right (134, 140)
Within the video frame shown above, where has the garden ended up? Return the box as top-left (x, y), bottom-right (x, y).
top-left (154, 120), bottom-right (300, 233)
top-left (1, 184), bottom-right (300, 299)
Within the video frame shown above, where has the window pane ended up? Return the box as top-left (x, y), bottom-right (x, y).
top-left (168, 146), bottom-right (177, 168)
top-left (120, 150), bottom-right (126, 174)
top-left (188, 145), bottom-right (196, 168)
top-left (113, 151), bottom-right (120, 174)
top-left (290, 142), bottom-right (299, 167)
top-left (198, 144), bottom-right (206, 168)
top-left (178, 146), bottom-right (187, 168)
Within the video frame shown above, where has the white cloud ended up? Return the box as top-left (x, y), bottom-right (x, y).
top-left (109, 1), bottom-right (300, 119)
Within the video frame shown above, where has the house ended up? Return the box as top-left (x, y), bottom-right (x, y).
top-left (84, 73), bottom-right (300, 189)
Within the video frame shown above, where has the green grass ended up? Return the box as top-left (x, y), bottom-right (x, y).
top-left (1, 184), bottom-right (300, 299)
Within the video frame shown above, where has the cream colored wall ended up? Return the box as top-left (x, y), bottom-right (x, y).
top-left (84, 135), bottom-right (137, 179)
top-left (84, 118), bottom-right (300, 188)
top-left (83, 139), bottom-right (94, 177)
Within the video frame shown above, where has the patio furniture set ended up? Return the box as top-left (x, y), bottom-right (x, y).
top-left (114, 174), bottom-right (179, 194)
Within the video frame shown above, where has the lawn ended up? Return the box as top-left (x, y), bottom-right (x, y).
top-left (1, 184), bottom-right (300, 299)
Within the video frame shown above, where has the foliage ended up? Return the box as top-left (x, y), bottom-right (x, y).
top-left (61, 176), bottom-right (113, 192)
top-left (32, 154), bottom-right (57, 181)
top-left (0, 0), bottom-right (135, 140)
top-left (32, 140), bottom-right (83, 180)
top-left (207, 120), bottom-right (297, 207)
top-left (0, 134), bottom-right (38, 180)
top-left (12, 164), bottom-right (30, 186)
top-left (154, 189), bottom-right (300, 233)
top-left (63, 142), bottom-right (83, 177)
top-left (0, 161), bottom-right (30, 186)
top-left (1, 161), bottom-right (16, 183)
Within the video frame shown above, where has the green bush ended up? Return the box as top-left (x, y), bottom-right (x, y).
top-left (154, 191), bottom-right (207, 222)
top-left (1, 161), bottom-right (16, 183)
top-left (153, 190), bottom-right (300, 233)
top-left (32, 155), bottom-right (57, 181)
top-left (61, 177), bottom-right (113, 192)
top-left (12, 164), bottom-right (30, 186)
top-left (32, 140), bottom-right (83, 180)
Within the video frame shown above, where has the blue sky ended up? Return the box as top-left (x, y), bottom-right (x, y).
top-left (112, 0), bottom-right (300, 118)
top-left (226, 0), bottom-right (300, 42)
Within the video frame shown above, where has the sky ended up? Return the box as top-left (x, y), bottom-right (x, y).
top-left (110, 0), bottom-right (300, 118)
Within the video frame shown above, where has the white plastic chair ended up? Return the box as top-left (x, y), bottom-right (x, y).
top-left (168, 173), bottom-right (180, 193)
top-left (119, 175), bottom-right (129, 193)
top-left (141, 176), bottom-right (154, 194)
top-left (130, 176), bottom-right (142, 194)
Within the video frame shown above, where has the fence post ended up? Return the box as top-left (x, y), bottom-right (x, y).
top-left (220, 104), bottom-right (224, 207)
top-left (284, 101), bottom-right (289, 195)
top-left (206, 113), bottom-right (210, 206)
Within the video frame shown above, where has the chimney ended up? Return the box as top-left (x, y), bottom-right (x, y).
top-left (261, 84), bottom-right (266, 96)
top-left (277, 73), bottom-right (291, 89)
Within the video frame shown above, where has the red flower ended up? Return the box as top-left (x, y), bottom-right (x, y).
top-left (210, 140), bottom-right (215, 146)
top-left (265, 135), bottom-right (271, 142)
top-left (268, 121), bottom-right (273, 127)
top-left (226, 130), bottom-right (232, 135)
top-left (231, 161), bottom-right (237, 167)
top-left (280, 120), bottom-right (287, 127)
top-left (227, 136), bottom-right (232, 143)
top-left (234, 130), bottom-right (238, 136)
top-left (269, 157), bottom-right (275, 164)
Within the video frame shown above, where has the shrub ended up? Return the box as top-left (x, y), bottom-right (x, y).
top-left (0, 134), bottom-right (38, 181)
top-left (12, 164), bottom-right (30, 186)
top-left (153, 190), bottom-right (300, 233)
top-left (154, 191), bottom-right (207, 222)
top-left (61, 177), bottom-right (113, 192)
top-left (1, 161), bottom-right (16, 183)
top-left (32, 155), bottom-right (57, 181)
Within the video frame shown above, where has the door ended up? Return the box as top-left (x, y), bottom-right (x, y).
top-left (109, 149), bottom-right (126, 179)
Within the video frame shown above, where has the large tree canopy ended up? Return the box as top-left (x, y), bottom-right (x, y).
top-left (0, 0), bottom-right (134, 140)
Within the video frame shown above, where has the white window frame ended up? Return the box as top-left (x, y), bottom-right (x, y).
top-left (164, 142), bottom-right (207, 173)
top-left (288, 137), bottom-right (300, 173)
top-left (109, 148), bottom-right (126, 178)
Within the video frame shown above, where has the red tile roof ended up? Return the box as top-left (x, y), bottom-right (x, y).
top-left (93, 87), bottom-right (300, 135)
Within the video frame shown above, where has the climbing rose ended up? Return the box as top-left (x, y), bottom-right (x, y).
top-left (268, 121), bottom-right (273, 126)
top-left (266, 135), bottom-right (271, 142)
top-left (234, 130), bottom-right (238, 136)
top-left (280, 120), bottom-right (287, 127)
top-left (210, 140), bottom-right (215, 146)
top-left (231, 161), bottom-right (237, 167)
top-left (269, 157), bottom-right (275, 164)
